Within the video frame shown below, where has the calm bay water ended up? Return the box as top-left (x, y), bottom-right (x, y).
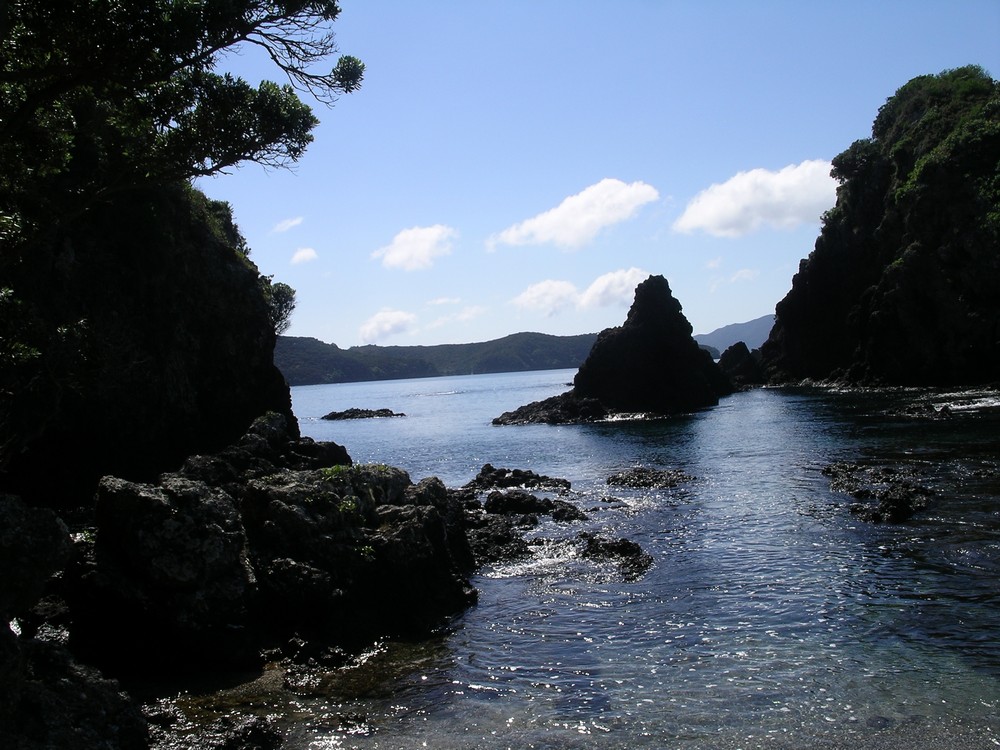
top-left (273, 370), bottom-right (1000, 749)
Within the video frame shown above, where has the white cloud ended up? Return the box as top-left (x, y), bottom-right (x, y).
top-left (272, 216), bottom-right (303, 233)
top-left (705, 256), bottom-right (723, 270)
top-left (359, 308), bottom-right (417, 343)
top-left (578, 267), bottom-right (649, 309)
top-left (291, 247), bottom-right (318, 264)
top-left (510, 280), bottom-right (580, 317)
top-left (372, 224), bottom-right (457, 271)
top-left (511, 268), bottom-right (650, 317)
top-left (730, 268), bottom-right (759, 283)
top-left (427, 296), bottom-right (461, 306)
top-left (673, 159), bottom-right (836, 237)
top-left (489, 178), bottom-right (660, 250)
top-left (427, 305), bottom-right (487, 330)
top-left (457, 305), bottom-right (487, 321)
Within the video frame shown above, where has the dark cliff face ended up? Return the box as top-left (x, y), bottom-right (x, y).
top-left (0, 184), bottom-right (292, 506)
top-left (761, 65), bottom-right (1000, 386)
top-left (574, 275), bottom-right (731, 414)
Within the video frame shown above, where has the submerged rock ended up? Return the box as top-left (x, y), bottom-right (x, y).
top-left (607, 467), bottom-right (694, 489)
top-left (823, 461), bottom-right (933, 523)
top-left (494, 275), bottom-right (732, 424)
top-left (577, 532), bottom-right (654, 581)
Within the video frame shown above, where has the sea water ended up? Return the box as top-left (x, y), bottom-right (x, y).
top-left (273, 370), bottom-right (1000, 749)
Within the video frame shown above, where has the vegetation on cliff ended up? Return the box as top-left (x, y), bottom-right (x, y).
top-left (0, 1), bottom-right (363, 502)
top-left (762, 65), bottom-right (1000, 385)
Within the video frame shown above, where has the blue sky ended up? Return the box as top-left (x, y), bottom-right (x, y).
top-left (198, 1), bottom-right (1000, 347)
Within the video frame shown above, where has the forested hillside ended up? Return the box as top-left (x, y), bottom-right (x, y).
top-left (275, 332), bottom-right (598, 385)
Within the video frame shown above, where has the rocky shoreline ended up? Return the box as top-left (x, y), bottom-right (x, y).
top-left (6, 383), bottom-right (998, 747)
top-left (2, 412), bottom-right (662, 749)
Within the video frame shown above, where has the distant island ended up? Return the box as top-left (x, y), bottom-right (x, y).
top-left (274, 327), bottom-right (751, 386)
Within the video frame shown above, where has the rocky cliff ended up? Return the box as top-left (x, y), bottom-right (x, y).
top-left (0, 184), bottom-right (292, 505)
top-left (761, 65), bottom-right (1000, 385)
top-left (494, 275), bottom-right (731, 424)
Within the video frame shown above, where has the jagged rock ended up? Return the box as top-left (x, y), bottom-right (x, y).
top-left (76, 474), bottom-right (258, 669)
top-left (718, 341), bottom-right (766, 387)
top-left (482, 489), bottom-right (587, 522)
top-left (70, 418), bottom-right (475, 672)
top-left (494, 275), bottom-right (732, 424)
top-left (493, 391), bottom-right (607, 425)
top-left (0, 495), bottom-right (71, 620)
top-left (176, 412), bottom-right (351, 493)
top-left (574, 275), bottom-right (732, 413)
top-left (3, 638), bottom-right (148, 750)
top-left (464, 463), bottom-right (571, 492)
top-left (463, 512), bottom-right (532, 565)
top-left (577, 533), bottom-right (654, 581)
top-left (0, 496), bottom-right (98, 748)
top-left (321, 407), bottom-right (405, 420)
top-left (823, 462), bottom-right (933, 523)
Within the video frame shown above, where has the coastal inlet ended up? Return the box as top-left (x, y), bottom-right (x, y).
top-left (272, 369), bottom-right (1000, 749)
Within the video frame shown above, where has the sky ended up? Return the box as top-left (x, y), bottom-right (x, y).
top-left (197, 1), bottom-right (1000, 348)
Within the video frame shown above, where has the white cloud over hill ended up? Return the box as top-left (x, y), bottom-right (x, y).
top-left (360, 308), bottom-right (417, 343)
top-left (673, 160), bottom-right (836, 237)
top-left (511, 267), bottom-right (650, 316)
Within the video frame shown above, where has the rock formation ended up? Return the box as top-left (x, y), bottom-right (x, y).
top-left (761, 66), bottom-right (1000, 385)
top-left (322, 407), bottom-right (406, 420)
top-left (494, 275), bottom-right (732, 424)
top-left (1, 185), bottom-right (292, 506)
top-left (718, 341), bottom-right (766, 388)
top-left (67, 413), bottom-right (475, 673)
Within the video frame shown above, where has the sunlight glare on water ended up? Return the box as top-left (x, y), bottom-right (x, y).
top-left (285, 371), bottom-right (1000, 749)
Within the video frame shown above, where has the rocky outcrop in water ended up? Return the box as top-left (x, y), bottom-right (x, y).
top-left (67, 413), bottom-right (474, 673)
top-left (606, 466), bottom-right (695, 489)
top-left (322, 407), bottom-right (406, 420)
top-left (493, 391), bottom-right (608, 425)
top-left (823, 462), bottom-right (934, 523)
top-left (577, 532), bottom-right (654, 581)
top-left (464, 463), bottom-right (572, 493)
top-left (718, 341), bottom-right (766, 388)
top-left (494, 275), bottom-right (732, 424)
top-left (761, 66), bottom-right (1000, 386)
